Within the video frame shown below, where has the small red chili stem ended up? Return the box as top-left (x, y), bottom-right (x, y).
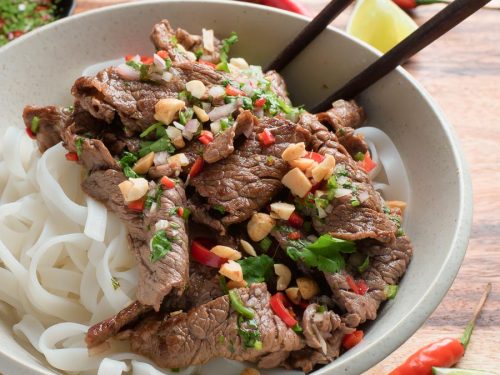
top-left (461, 282), bottom-right (491, 350)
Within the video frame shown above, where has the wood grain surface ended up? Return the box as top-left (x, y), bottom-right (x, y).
top-left (75, 0), bottom-right (500, 372)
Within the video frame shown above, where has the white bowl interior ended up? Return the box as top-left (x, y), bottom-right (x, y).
top-left (0, 1), bottom-right (472, 374)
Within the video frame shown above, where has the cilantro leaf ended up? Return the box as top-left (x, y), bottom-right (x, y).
top-left (219, 32), bottom-right (239, 63)
top-left (237, 255), bottom-right (274, 285)
top-left (150, 230), bottom-right (173, 262)
top-left (119, 152), bottom-right (139, 178)
top-left (139, 136), bottom-right (175, 157)
top-left (75, 137), bottom-right (85, 157)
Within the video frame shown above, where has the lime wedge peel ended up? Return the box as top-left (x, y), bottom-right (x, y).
top-left (346, 0), bottom-right (418, 53)
top-left (433, 367), bottom-right (500, 375)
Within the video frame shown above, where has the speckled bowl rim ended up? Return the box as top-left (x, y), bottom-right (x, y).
top-left (0, 1), bottom-right (473, 374)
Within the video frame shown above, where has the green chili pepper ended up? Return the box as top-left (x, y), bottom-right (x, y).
top-left (229, 290), bottom-right (255, 319)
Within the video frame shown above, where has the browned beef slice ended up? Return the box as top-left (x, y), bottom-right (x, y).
top-left (62, 124), bottom-right (119, 171)
top-left (86, 263), bottom-right (223, 348)
top-left (324, 236), bottom-right (412, 327)
top-left (150, 20), bottom-right (221, 63)
top-left (129, 283), bottom-right (304, 368)
top-left (190, 117), bottom-right (310, 231)
top-left (72, 63), bottom-right (223, 135)
top-left (316, 99), bottom-right (368, 158)
top-left (187, 194), bottom-right (227, 234)
top-left (284, 304), bottom-right (353, 373)
top-left (298, 113), bottom-right (395, 243)
top-left (203, 110), bottom-right (256, 164)
top-left (81, 170), bottom-right (189, 311)
top-left (86, 301), bottom-right (150, 348)
top-left (22, 105), bottom-right (70, 152)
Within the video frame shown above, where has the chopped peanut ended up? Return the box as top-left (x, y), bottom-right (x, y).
top-left (311, 154), bottom-right (336, 182)
top-left (186, 80), bottom-right (207, 99)
top-left (240, 239), bottom-right (257, 257)
top-left (270, 202), bottom-right (295, 220)
top-left (247, 213), bottom-right (276, 242)
top-left (168, 153), bottom-right (189, 168)
top-left (288, 157), bottom-right (315, 171)
top-left (219, 260), bottom-right (244, 282)
top-left (132, 152), bottom-right (155, 174)
top-left (281, 142), bottom-right (306, 162)
top-left (227, 279), bottom-right (248, 290)
top-left (154, 98), bottom-right (185, 125)
top-left (281, 168), bottom-right (312, 198)
top-left (387, 200), bottom-right (407, 213)
top-left (211, 245), bottom-right (242, 261)
top-left (193, 105), bottom-right (210, 122)
top-left (297, 277), bottom-right (320, 300)
top-left (285, 287), bottom-right (302, 305)
top-left (119, 178), bottom-right (149, 202)
top-left (274, 264), bottom-right (292, 291)
top-left (230, 57), bottom-right (250, 70)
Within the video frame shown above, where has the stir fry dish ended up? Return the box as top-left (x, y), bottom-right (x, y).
top-left (0, 0), bottom-right (60, 46)
top-left (22, 20), bottom-right (413, 373)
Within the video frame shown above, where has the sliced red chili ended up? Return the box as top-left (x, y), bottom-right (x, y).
top-left (225, 84), bottom-right (246, 96)
top-left (288, 231), bottom-right (301, 240)
top-left (346, 275), bottom-right (369, 295)
top-left (191, 238), bottom-right (227, 268)
top-left (125, 54), bottom-right (135, 61)
top-left (177, 207), bottom-right (184, 218)
top-left (189, 157), bottom-right (204, 178)
top-left (156, 50), bottom-right (169, 59)
top-left (287, 212), bottom-right (304, 229)
top-left (304, 151), bottom-right (324, 163)
top-left (270, 292), bottom-right (298, 327)
top-left (359, 151), bottom-right (377, 173)
top-left (254, 97), bottom-right (266, 107)
top-left (342, 330), bottom-right (364, 349)
top-left (140, 56), bottom-right (154, 65)
top-left (198, 130), bottom-right (214, 145)
top-left (160, 176), bottom-right (176, 189)
top-left (198, 60), bottom-right (217, 68)
top-left (127, 198), bottom-right (145, 212)
top-left (65, 152), bottom-right (79, 162)
top-left (25, 127), bottom-right (36, 139)
top-left (257, 129), bottom-right (276, 146)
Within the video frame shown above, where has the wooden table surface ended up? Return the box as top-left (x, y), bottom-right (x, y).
top-left (75, 0), bottom-right (500, 372)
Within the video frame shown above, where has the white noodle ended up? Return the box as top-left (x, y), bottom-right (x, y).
top-left (0, 122), bottom-right (411, 374)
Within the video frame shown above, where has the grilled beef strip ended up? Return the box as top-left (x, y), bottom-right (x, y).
top-left (86, 263), bottom-right (223, 348)
top-left (22, 105), bottom-right (70, 152)
top-left (190, 115), bottom-right (310, 233)
top-left (150, 20), bottom-right (222, 64)
top-left (316, 99), bottom-right (368, 158)
top-left (128, 283), bottom-right (304, 369)
top-left (81, 170), bottom-right (189, 310)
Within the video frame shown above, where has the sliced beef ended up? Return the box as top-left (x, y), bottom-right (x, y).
top-left (129, 283), bottom-right (304, 368)
top-left (203, 110), bottom-right (256, 164)
top-left (187, 193), bottom-right (227, 234)
top-left (22, 105), bottom-right (70, 152)
top-left (86, 301), bottom-right (150, 348)
top-left (72, 63), bottom-right (224, 135)
top-left (81, 170), bottom-right (189, 311)
top-left (285, 304), bottom-right (353, 373)
top-left (316, 99), bottom-right (368, 158)
top-left (190, 116), bottom-right (310, 232)
top-left (325, 235), bottom-right (412, 327)
top-left (150, 20), bottom-right (221, 63)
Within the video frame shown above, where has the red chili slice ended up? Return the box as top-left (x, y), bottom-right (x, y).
top-left (160, 176), bottom-right (176, 189)
top-left (198, 130), bottom-right (214, 145)
top-left (346, 275), bottom-right (369, 295)
top-left (156, 50), bottom-right (169, 59)
top-left (225, 84), bottom-right (246, 97)
top-left (254, 97), bottom-right (266, 107)
top-left (65, 152), bottom-right (79, 162)
top-left (127, 198), bottom-right (145, 212)
top-left (257, 129), bottom-right (276, 146)
top-left (287, 212), bottom-right (304, 229)
top-left (304, 151), bottom-right (324, 163)
top-left (140, 56), bottom-right (154, 65)
top-left (342, 330), bottom-right (364, 349)
top-left (198, 60), bottom-right (217, 68)
top-left (359, 151), bottom-right (377, 173)
top-left (270, 292), bottom-right (298, 327)
top-left (189, 157), bottom-right (204, 178)
top-left (25, 127), bottom-right (36, 139)
top-left (191, 238), bottom-right (227, 268)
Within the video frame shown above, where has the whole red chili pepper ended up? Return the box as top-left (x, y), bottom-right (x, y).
top-left (243, 0), bottom-right (310, 16)
top-left (392, 0), bottom-right (447, 10)
top-left (389, 283), bottom-right (491, 375)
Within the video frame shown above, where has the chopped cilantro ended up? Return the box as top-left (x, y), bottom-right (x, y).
top-left (126, 60), bottom-right (141, 71)
top-left (179, 107), bottom-right (193, 125)
top-left (194, 48), bottom-right (204, 59)
top-left (164, 57), bottom-right (172, 70)
top-left (384, 285), bottom-right (399, 299)
top-left (216, 61), bottom-right (230, 72)
top-left (181, 207), bottom-right (191, 220)
top-left (118, 152), bottom-right (139, 178)
top-left (75, 137), bottom-right (85, 157)
top-left (212, 205), bottom-right (226, 214)
top-left (170, 222), bottom-right (180, 229)
top-left (145, 185), bottom-right (163, 210)
top-left (316, 305), bottom-right (327, 313)
top-left (219, 31), bottom-right (239, 63)
top-left (139, 136), bottom-right (175, 157)
top-left (241, 96), bottom-right (253, 110)
top-left (170, 35), bottom-right (178, 46)
top-left (287, 234), bottom-right (356, 274)
top-left (111, 277), bottom-right (120, 290)
top-left (150, 230), bottom-right (173, 262)
top-left (140, 122), bottom-right (165, 138)
top-left (259, 237), bottom-right (272, 252)
top-left (351, 198), bottom-right (360, 207)
top-left (237, 254), bottom-right (274, 285)
top-left (292, 323), bottom-right (303, 333)
top-left (220, 117), bottom-right (234, 131)
top-left (237, 316), bottom-right (262, 349)
top-left (219, 275), bottom-right (229, 294)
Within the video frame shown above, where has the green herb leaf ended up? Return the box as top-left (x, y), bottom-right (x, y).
top-left (237, 255), bottom-right (274, 285)
top-left (139, 136), bottom-right (175, 157)
top-left (126, 60), bottom-right (141, 71)
top-left (354, 152), bottom-right (365, 161)
top-left (149, 230), bottom-right (173, 262)
top-left (75, 137), bottom-right (85, 157)
top-left (259, 237), bottom-right (272, 252)
top-left (31, 116), bottom-right (40, 133)
top-left (307, 234), bottom-right (356, 255)
top-left (216, 61), bottom-right (230, 72)
top-left (194, 48), bottom-right (203, 59)
top-left (145, 184), bottom-right (163, 210)
top-left (219, 275), bottom-right (229, 294)
top-left (229, 290), bottom-right (255, 319)
top-left (140, 122), bottom-right (164, 138)
top-left (384, 285), bottom-right (398, 300)
top-left (119, 152), bottom-right (139, 178)
top-left (219, 31), bottom-right (239, 63)
top-left (212, 205), bottom-right (226, 214)
top-left (237, 316), bottom-right (262, 349)
top-left (358, 256), bottom-right (370, 273)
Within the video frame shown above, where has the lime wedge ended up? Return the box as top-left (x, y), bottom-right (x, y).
top-left (346, 0), bottom-right (418, 53)
top-left (433, 367), bottom-right (499, 375)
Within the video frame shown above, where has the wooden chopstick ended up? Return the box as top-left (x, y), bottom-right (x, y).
top-left (312, 0), bottom-right (492, 113)
top-left (265, 0), bottom-right (354, 72)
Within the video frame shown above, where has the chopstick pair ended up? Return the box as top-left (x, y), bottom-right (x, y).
top-left (266, 0), bottom-right (492, 113)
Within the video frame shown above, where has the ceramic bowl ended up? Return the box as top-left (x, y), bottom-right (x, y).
top-left (0, 1), bottom-right (472, 374)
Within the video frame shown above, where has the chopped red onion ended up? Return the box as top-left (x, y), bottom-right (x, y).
top-left (154, 53), bottom-right (167, 70)
top-left (162, 71), bottom-right (173, 82)
top-left (116, 63), bottom-right (140, 81)
top-left (154, 151), bottom-right (170, 166)
top-left (358, 191), bottom-right (370, 203)
top-left (208, 85), bottom-right (225, 98)
top-left (183, 119), bottom-right (200, 140)
top-left (173, 121), bottom-right (184, 131)
top-left (334, 188), bottom-right (352, 198)
top-left (208, 102), bottom-right (237, 121)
